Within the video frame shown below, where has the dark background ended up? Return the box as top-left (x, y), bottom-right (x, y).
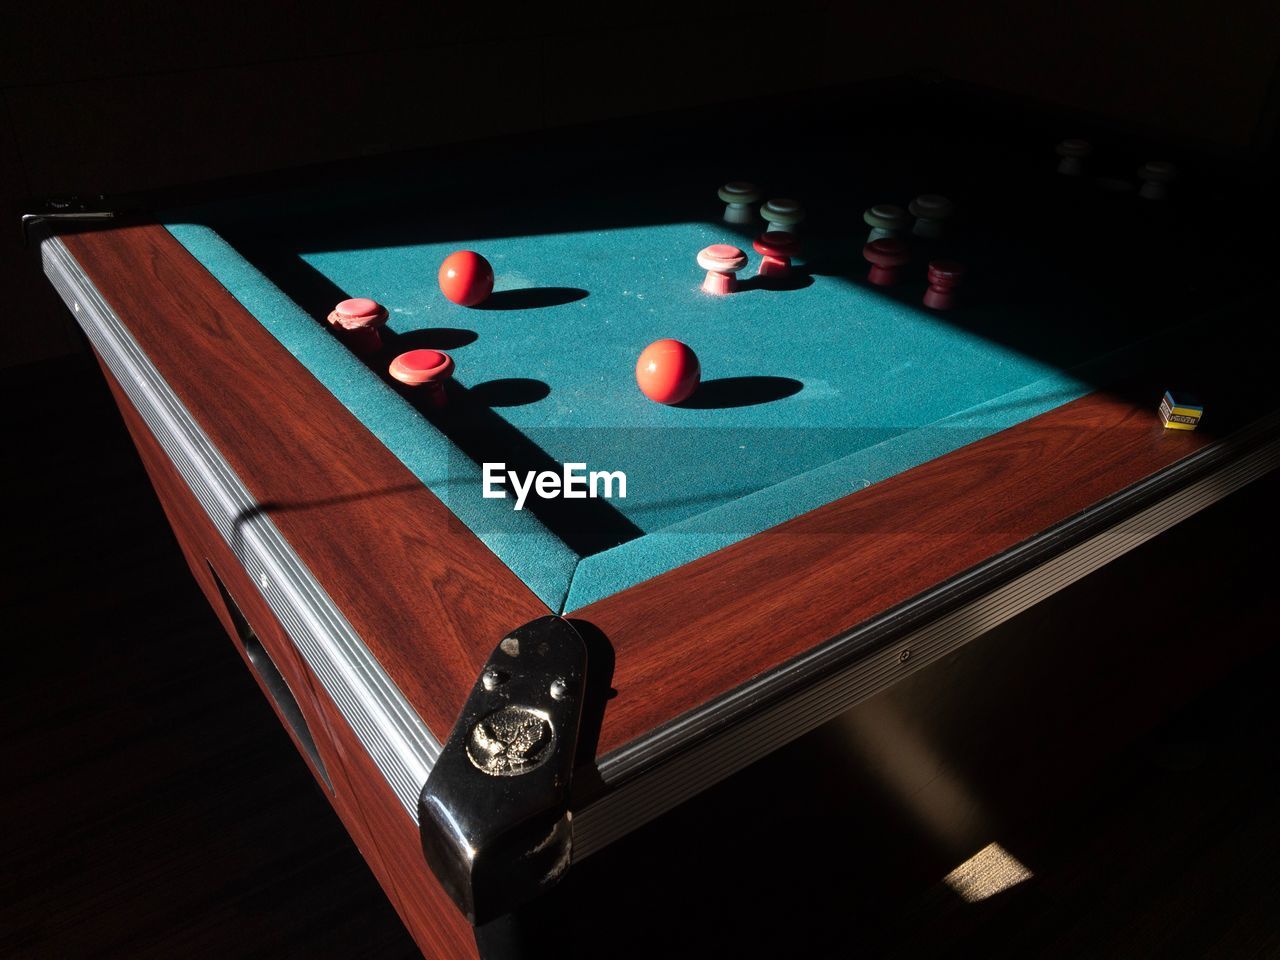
top-left (3, 4), bottom-right (1280, 958)
top-left (2, 0), bottom-right (1278, 368)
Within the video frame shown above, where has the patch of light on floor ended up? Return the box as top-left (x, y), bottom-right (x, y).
top-left (943, 842), bottom-right (1033, 903)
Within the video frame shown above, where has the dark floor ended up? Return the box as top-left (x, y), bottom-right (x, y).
top-left (3, 354), bottom-right (1279, 959)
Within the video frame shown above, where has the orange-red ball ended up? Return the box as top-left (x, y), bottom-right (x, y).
top-left (636, 339), bottom-right (700, 405)
top-left (438, 251), bottom-right (494, 306)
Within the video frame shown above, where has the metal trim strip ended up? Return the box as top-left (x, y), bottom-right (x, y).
top-left (42, 236), bottom-right (440, 821)
top-left (573, 433), bottom-right (1278, 858)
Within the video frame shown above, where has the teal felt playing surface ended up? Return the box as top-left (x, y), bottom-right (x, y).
top-left (163, 168), bottom-right (1201, 612)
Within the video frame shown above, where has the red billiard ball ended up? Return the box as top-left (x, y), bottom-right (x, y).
top-left (636, 339), bottom-right (700, 405)
top-left (438, 251), bottom-right (494, 306)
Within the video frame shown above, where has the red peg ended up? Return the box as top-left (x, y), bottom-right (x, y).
top-left (328, 297), bottom-right (389, 356)
top-left (697, 244), bottom-right (749, 295)
top-left (923, 260), bottom-right (966, 310)
top-left (862, 238), bottom-right (911, 286)
top-left (389, 349), bottom-right (455, 409)
top-left (753, 232), bottom-right (800, 279)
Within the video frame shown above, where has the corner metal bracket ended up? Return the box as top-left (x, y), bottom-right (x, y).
top-left (418, 616), bottom-right (587, 925)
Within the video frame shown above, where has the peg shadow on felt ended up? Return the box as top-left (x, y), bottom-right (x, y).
top-left (228, 234), bottom-right (643, 558)
top-left (383, 326), bottom-right (478, 352)
top-left (735, 271), bottom-right (815, 293)
top-left (468, 378), bottom-right (552, 408)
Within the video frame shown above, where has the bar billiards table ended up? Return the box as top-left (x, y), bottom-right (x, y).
top-left (36, 81), bottom-right (1280, 958)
